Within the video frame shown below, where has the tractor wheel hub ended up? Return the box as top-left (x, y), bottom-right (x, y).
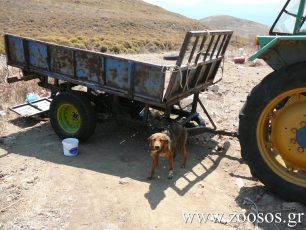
top-left (297, 126), bottom-right (306, 149)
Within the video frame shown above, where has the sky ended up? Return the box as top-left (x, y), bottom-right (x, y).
top-left (143, 0), bottom-right (288, 26)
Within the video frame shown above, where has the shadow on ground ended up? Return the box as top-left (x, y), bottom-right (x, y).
top-left (1, 117), bottom-right (233, 210)
top-left (235, 184), bottom-right (306, 229)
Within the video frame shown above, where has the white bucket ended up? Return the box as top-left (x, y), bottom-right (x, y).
top-left (62, 138), bottom-right (79, 157)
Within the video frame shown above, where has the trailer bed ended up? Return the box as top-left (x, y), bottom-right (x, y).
top-left (4, 31), bottom-right (232, 107)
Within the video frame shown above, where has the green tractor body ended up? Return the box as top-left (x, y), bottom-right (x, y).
top-left (250, 0), bottom-right (306, 70)
top-left (239, 0), bottom-right (306, 204)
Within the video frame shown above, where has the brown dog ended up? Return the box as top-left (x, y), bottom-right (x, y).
top-left (147, 123), bottom-right (187, 180)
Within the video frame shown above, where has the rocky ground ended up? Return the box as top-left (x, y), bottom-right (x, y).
top-left (0, 54), bottom-right (306, 230)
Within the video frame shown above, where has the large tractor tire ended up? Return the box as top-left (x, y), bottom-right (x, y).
top-left (239, 63), bottom-right (306, 204)
top-left (50, 91), bottom-right (97, 142)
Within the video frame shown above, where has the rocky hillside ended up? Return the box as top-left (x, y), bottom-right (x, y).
top-left (0, 0), bottom-right (205, 53)
top-left (201, 15), bottom-right (269, 40)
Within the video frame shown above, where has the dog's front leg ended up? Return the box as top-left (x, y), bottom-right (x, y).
top-left (166, 154), bottom-right (174, 179)
top-left (147, 155), bottom-right (158, 180)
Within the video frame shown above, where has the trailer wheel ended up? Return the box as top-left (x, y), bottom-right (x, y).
top-left (50, 91), bottom-right (97, 141)
top-left (239, 63), bottom-right (306, 204)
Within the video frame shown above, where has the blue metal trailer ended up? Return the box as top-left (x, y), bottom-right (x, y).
top-left (4, 30), bottom-right (233, 140)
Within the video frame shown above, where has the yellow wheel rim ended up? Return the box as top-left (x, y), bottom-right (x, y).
top-left (57, 104), bottom-right (81, 134)
top-left (257, 88), bottom-right (306, 187)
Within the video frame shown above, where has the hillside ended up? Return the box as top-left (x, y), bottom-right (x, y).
top-left (201, 15), bottom-right (269, 40)
top-left (0, 0), bottom-right (205, 54)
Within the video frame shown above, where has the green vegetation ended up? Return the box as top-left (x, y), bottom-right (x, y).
top-left (0, 0), bottom-right (205, 54)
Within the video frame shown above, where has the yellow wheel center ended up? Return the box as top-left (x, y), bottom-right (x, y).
top-left (271, 95), bottom-right (306, 169)
top-left (257, 89), bottom-right (306, 187)
top-left (57, 104), bottom-right (81, 134)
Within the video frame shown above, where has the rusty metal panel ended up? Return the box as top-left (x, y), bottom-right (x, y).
top-left (28, 41), bottom-right (48, 69)
top-left (75, 51), bottom-right (103, 83)
top-left (50, 46), bottom-right (74, 76)
top-left (166, 70), bottom-right (184, 98)
top-left (105, 58), bottom-right (129, 91)
top-left (7, 36), bottom-right (25, 64)
top-left (133, 63), bottom-right (164, 100)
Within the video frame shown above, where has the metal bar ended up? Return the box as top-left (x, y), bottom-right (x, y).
top-left (294, 0), bottom-right (305, 34)
top-left (28, 102), bottom-right (43, 111)
top-left (188, 36), bottom-right (199, 63)
top-left (51, 79), bottom-right (59, 98)
top-left (187, 127), bottom-right (237, 137)
top-left (198, 97), bottom-right (217, 130)
top-left (205, 61), bottom-right (222, 84)
top-left (171, 107), bottom-right (192, 117)
top-left (187, 30), bottom-right (233, 36)
top-left (159, 71), bottom-right (167, 102)
top-left (143, 104), bottom-right (150, 121)
top-left (164, 82), bottom-right (211, 105)
top-left (9, 97), bottom-right (50, 109)
top-left (194, 35), bottom-right (207, 64)
top-left (220, 33), bottom-right (233, 56)
top-left (210, 35), bottom-right (221, 59)
top-left (194, 64), bottom-right (207, 88)
top-left (216, 35), bottom-right (227, 57)
top-left (178, 101), bottom-right (192, 110)
top-left (176, 32), bottom-right (191, 67)
top-left (203, 35), bottom-right (215, 62)
top-left (191, 93), bottom-right (199, 113)
top-left (284, 9), bottom-right (298, 17)
top-left (7, 74), bottom-right (38, 83)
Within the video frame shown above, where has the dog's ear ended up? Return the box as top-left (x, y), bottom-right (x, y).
top-left (161, 134), bottom-right (171, 151)
top-left (148, 135), bottom-right (154, 147)
top-left (161, 134), bottom-right (170, 143)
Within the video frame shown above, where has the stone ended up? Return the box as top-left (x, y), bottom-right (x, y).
top-left (119, 177), bottom-right (131, 185)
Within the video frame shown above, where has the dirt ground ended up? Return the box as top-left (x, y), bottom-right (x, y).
top-left (0, 55), bottom-right (306, 230)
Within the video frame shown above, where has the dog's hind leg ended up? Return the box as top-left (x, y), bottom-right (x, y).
top-left (166, 155), bottom-right (174, 179)
top-left (172, 144), bottom-right (177, 159)
top-left (181, 144), bottom-right (188, 168)
top-left (147, 155), bottom-right (158, 180)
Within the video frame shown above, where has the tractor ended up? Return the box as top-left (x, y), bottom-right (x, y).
top-left (240, 0), bottom-right (306, 204)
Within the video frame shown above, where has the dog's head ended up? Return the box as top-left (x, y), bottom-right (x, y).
top-left (148, 133), bottom-right (170, 152)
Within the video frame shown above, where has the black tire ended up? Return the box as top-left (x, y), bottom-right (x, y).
top-left (239, 63), bottom-right (306, 204)
top-left (50, 91), bottom-right (97, 142)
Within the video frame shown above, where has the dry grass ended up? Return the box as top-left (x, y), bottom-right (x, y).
top-left (0, 0), bottom-right (206, 54)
